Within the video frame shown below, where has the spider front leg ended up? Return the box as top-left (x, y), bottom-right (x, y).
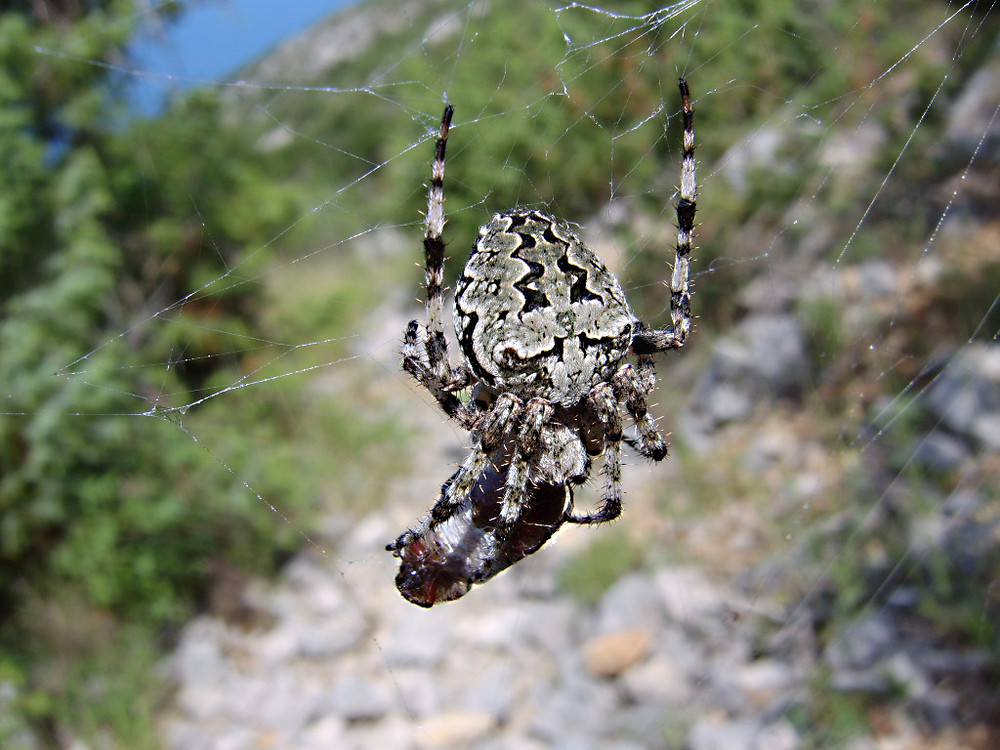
top-left (401, 104), bottom-right (473, 425)
top-left (632, 78), bottom-right (696, 356)
top-left (402, 320), bottom-right (473, 428)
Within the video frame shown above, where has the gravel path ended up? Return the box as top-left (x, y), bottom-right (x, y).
top-left (160, 283), bottom-right (998, 750)
top-left (161, 515), bottom-right (808, 750)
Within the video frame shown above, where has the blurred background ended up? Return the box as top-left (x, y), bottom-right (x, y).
top-left (1, 0), bottom-right (998, 748)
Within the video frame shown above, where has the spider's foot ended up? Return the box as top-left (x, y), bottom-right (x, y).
top-left (648, 442), bottom-right (668, 461)
top-left (565, 495), bottom-right (622, 526)
top-left (623, 435), bottom-right (669, 462)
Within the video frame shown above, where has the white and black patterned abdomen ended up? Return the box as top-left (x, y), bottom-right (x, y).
top-left (454, 209), bottom-right (635, 404)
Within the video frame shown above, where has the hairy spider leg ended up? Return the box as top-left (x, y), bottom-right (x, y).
top-left (566, 79), bottom-right (696, 525)
top-left (563, 383), bottom-right (624, 524)
top-left (387, 393), bottom-right (522, 551)
top-left (401, 105), bottom-right (473, 426)
top-left (495, 397), bottom-right (555, 539)
top-left (631, 77), bottom-right (697, 355)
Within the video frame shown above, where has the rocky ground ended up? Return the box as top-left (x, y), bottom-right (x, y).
top-left (158, 307), bottom-right (999, 750)
top-left (163, 535), bottom-right (800, 750)
top-left (159, 512), bottom-right (996, 750)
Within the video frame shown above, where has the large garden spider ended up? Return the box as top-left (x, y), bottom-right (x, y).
top-left (388, 80), bottom-right (696, 606)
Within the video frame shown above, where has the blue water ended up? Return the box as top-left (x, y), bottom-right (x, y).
top-left (129, 0), bottom-right (354, 113)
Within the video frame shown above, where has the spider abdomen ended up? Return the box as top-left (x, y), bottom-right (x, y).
top-left (454, 209), bottom-right (635, 404)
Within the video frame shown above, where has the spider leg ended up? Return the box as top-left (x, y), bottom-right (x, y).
top-left (388, 393), bottom-right (522, 550)
top-left (402, 104), bottom-right (473, 424)
top-left (566, 383), bottom-right (624, 525)
top-left (495, 398), bottom-right (554, 540)
top-left (434, 392), bottom-right (525, 524)
top-left (422, 105), bottom-right (455, 361)
top-left (617, 357), bottom-right (669, 461)
top-left (632, 78), bottom-right (696, 355)
top-left (403, 320), bottom-right (475, 429)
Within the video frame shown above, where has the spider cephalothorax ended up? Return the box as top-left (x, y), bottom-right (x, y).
top-left (388, 80), bottom-right (696, 607)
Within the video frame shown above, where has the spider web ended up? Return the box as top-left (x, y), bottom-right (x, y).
top-left (14, 0), bottom-right (1000, 747)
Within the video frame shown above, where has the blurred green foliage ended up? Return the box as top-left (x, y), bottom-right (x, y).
top-left (0, 3), bottom-right (316, 744)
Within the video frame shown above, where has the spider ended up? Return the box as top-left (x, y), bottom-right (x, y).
top-left (388, 79), bottom-right (696, 606)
